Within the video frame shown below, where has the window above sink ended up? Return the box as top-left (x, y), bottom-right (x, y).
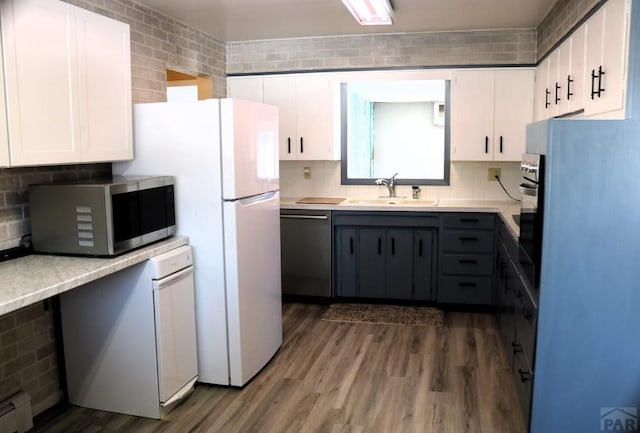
top-left (340, 79), bottom-right (451, 187)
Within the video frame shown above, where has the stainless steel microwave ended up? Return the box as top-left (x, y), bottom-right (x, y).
top-left (29, 176), bottom-right (176, 256)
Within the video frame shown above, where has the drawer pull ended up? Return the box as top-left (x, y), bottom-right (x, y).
top-left (523, 308), bottom-right (533, 320)
top-left (300, 137), bottom-right (304, 153)
top-left (287, 137), bottom-right (291, 154)
top-left (518, 369), bottom-right (533, 383)
top-left (457, 282), bottom-right (477, 288)
top-left (459, 218), bottom-right (479, 223)
top-left (458, 259), bottom-right (478, 264)
top-left (281, 215), bottom-right (328, 220)
top-left (459, 236), bottom-right (479, 241)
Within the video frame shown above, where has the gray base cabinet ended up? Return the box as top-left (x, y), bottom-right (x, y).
top-left (333, 212), bottom-right (438, 301)
top-left (438, 213), bottom-right (496, 304)
top-left (495, 217), bottom-right (537, 428)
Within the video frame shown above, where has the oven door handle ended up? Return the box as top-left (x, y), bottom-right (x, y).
top-left (519, 183), bottom-right (537, 196)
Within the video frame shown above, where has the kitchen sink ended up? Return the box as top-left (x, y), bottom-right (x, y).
top-left (342, 197), bottom-right (439, 206)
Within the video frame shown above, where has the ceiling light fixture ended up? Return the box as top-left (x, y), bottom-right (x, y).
top-left (341, 0), bottom-right (394, 25)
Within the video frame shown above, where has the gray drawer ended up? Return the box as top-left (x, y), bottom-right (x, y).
top-left (437, 276), bottom-right (493, 304)
top-left (442, 213), bottom-right (495, 230)
top-left (441, 254), bottom-right (494, 276)
top-left (440, 231), bottom-right (495, 253)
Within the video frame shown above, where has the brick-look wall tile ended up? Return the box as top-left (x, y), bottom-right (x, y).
top-left (227, 29), bottom-right (537, 74)
top-left (0, 303), bottom-right (58, 415)
top-left (537, 0), bottom-right (603, 60)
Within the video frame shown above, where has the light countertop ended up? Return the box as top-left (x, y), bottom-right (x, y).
top-left (0, 236), bottom-right (188, 316)
top-left (281, 197), bottom-right (521, 237)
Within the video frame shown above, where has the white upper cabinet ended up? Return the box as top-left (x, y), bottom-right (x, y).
top-left (534, 0), bottom-right (630, 120)
top-left (563, 25), bottom-right (586, 115)
top-left (583, 0), bottom-right (631, 118)
top-left (76, 8), bottom-right (132, 163)
top-left (534, 57), bottom-right (550, 121)
top-left (452, 69), bottom-right (534, 162)
top-left (233, 74), bottom-right (338, 161)
top-left (534, 25), bottom-right (586, 121)
top-left (1, 0), bottom-right (132, 166)
top-left (264, 74), bottom-right (337, 160)
top-left (0, 27), bottom-right (9, 167)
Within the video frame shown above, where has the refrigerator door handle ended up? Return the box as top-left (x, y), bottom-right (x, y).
top-left (227, 190), bottom-right (278, 206)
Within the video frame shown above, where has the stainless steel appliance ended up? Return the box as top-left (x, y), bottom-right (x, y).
top-left (280, 210), bottom-right (332, 297)
top-left (29, 176), bottom-right (176, 256)
top-left (60, 245), bottom-right (198, 419)
top-left (519, 153), bottom-right (544, 289)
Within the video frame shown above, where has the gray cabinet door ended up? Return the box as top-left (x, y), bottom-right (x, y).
top-left (358, 228), bottom-right (387, 298)
top-left (385, 229), bottom-right (414, 300)
top-left (413, 229), bottom-right (435, 301)
top-left (335, 227), bottom-right (357, 297)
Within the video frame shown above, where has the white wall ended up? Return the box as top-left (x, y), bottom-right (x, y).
top-left (280, 160), bottom-right (521, 201)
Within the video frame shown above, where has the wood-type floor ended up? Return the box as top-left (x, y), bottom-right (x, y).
top-left (32, 303), bottom-right (526, 433)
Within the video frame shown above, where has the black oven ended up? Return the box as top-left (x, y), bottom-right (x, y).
top-left (518, 153), bottom-right (545, 290)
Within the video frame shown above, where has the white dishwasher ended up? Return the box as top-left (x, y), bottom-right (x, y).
top-left (60, 245), bottom-right (198, 419)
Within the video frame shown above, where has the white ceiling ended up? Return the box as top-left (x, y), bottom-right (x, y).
top-left (132, 0), bottom-right (558, 42)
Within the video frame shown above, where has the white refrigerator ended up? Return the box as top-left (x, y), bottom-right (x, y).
top-left (114, 98), bottom-right (282, 386)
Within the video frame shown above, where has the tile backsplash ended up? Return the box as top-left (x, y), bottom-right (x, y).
top-left (280, 160), bottom-right (522, 202)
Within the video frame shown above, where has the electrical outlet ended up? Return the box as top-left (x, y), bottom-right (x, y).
top-left (488, 168), bottom-right (501, 181)
top-left (303, 166), bottom-right (312, 179)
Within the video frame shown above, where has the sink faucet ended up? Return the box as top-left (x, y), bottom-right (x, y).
top-left (375, 173), bottom-right (399, 197)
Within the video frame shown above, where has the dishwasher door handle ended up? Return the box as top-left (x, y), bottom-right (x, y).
top-left (153, 266), bottom-right (194, 289)
top-left (280, 215), bottom-right (329, 220)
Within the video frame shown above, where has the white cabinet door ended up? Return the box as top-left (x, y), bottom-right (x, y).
top-left (2, 0), bottom-right (81, 166)
top-left (263, 74), bottom-right (337, 161)
top-left (493, 69), bottom-right (534, 161)
top-left (295, 75), bottom-right (334, 160)
top-left (227, 77), bottom-right (263, 102)
top-left (451, 70), bottom-right (494, 161)
top-left (263, 76), bottom-right (297, 160)
top-left (452, 69), bottom-right (533, 162)
top-left (0, 29), bottom-right (9, 167)
top-left (566, 25), bottom-right (587, 114)
top-left (546, 50), bottom-right (561, 118)
top-left (534, 58), bottom-right (550, 121)
top-left (584, 0), bottom-right (631, 118)
top-left (76, 8), bottom-right (132, 162)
